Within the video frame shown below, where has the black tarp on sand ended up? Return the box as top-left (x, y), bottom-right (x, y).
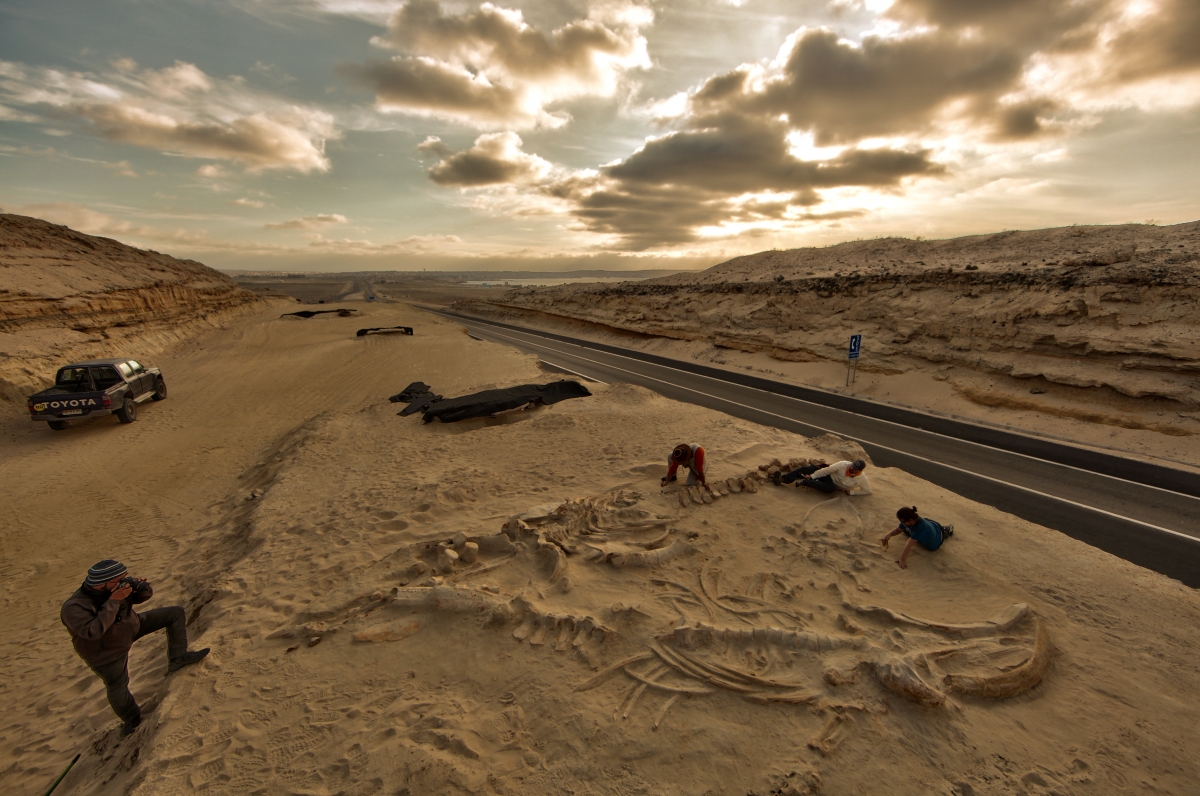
top-left (422, 380), bottom-right (591, 423)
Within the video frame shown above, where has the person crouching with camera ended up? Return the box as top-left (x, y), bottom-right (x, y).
top-left (60, 559), bottom-right (209, 737)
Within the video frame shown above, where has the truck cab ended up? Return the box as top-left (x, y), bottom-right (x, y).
top-left (28, 358), bottom-right (167, 430)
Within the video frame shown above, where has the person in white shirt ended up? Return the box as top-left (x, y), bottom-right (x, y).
top-left (772, 459), bottom-right (871, 495)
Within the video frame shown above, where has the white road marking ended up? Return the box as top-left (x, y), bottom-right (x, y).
top-left (457, 317), bottom-right (1199, 544)
top-left (452, 313), bottom-right (1200, 504)
top-left (539, 359), bottom-right (608, 385)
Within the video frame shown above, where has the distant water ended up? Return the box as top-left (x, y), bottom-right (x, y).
top-left (461, 276), bottom-right (650, 287)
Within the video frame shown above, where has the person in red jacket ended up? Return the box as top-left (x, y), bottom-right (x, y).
top-left (61, 559), bottom-right (209, 736)
top-left (661, 443), bottom-right (710, 491)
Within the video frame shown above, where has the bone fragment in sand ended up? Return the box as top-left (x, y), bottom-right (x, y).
top-left (678, 489), bottom-right (692, 508)
top-left (437, 547), bottom-right (459, 573)
top-left (653, 694), bottom-right (680, 730)
top-left (727, 478), bottom-right (742, 493)
top-left (354, 620), bottom-right (421, 643)
top-left (873, 659), bottom-right (946, 707)
top-left (611, 540), bottom-right (688, 568)
top-left (538, 537), bottom-right (567, 581)
top-left (943, 619), bottom-right (1051, 698)
top-left (576, 652), bottom-right (657, 691)
top-left (460, 542), bottom-right (479, 564)
top-left (848, 601), bottom-right (1032, 639)
top-left (807, 712), bottom-right (851, 757)
top-left (659, 622), bottom-right (865, 652)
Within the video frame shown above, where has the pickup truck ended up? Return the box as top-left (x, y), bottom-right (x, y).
top-left (28, 358), bottom-right (167, 430)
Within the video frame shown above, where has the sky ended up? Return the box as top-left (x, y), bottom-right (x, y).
top-left (1, 0), bottom-right (1198, 272)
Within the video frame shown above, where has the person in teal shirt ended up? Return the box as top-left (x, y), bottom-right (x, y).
top-left (880, 506), bottom-right (954, 569)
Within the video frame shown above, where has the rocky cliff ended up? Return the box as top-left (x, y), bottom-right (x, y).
top-left (458, 222), bottom-right (1200, 409)
top-left (0, 213), bottom-right (266, 403)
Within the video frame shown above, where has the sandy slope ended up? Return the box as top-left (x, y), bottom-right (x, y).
top-left (2, 302), bottom-right (1197, 796)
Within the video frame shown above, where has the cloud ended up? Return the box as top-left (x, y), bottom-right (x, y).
top-left (541, 111), bottom-right (942, 249)
top-left (341, 0), bottom-right (652, 128)
top-left (426, 131), bottom-right (551, 186)
top-left (230, 197), bottom-right (265, 208)
top-left (520, 0), bottom-right (1200, 249)
top-left (107, 160), bottom-right (139, 178)
top-left (197, 164), bottom-right (227, 178)
top-left (0, 60), bottom-right (337, 172)
top-left (691, 28), bottom-right (1033, 145)
top-left (1107, 0), bottom-right (1200, 82)
top-left (264, 213), bottom-right (348, 230)
top-left (416, 135), bottom-right (452, 156)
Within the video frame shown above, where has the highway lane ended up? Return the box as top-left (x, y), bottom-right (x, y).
top-left (432, 309), bottom-right (1200, 587)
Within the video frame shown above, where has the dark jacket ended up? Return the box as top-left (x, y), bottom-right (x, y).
top-left (61, 582), bottom-right (153, 668)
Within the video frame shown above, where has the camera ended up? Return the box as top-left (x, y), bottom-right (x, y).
top-left (120, 576), bottom-right (145, 591)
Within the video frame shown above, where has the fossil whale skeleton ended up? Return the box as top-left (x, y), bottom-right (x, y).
top-left (269, 468), bottom-right (1051, 734)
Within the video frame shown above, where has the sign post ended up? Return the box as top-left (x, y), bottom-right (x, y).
top-left (846, 334), bottom-right (862, 387)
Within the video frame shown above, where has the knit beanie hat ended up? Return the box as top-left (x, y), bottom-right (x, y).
top-left (85, 559), bottom-right (127, 586)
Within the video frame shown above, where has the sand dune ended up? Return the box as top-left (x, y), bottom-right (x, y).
top-left (2, 300), bottom-right (1198, 796)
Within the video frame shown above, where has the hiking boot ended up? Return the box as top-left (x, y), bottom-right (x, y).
top-left (771, 471), bottom-right (782, 486)
top-left (943, 524), bottom-right (954, 538)
top-left (121, 715), bottom-right (142, 737)
top-left (168, 648), bottom-right (210, 673)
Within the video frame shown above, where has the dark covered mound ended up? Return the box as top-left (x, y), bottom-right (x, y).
top-left (422, 380), bottom-right (591, 424)
top-left (281, 309), bottom-right (357, 319)
top-left (357, 325), bottom-right (413, 336)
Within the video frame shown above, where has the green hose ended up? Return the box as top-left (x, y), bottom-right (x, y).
top-left (43, 753), bottom-right (80, 796)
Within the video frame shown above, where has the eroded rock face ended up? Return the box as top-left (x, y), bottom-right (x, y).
top-left (0, 213), bottom-right (266, 402)
top-left (458, 221), bottom-right (1200, 407)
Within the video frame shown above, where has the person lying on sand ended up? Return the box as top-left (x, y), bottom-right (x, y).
top-left (60, 560), bottom-right (210, 737)
top-left (661, 443), bottom-right (711, 491)
top-left (880, 506), bottom-right (954, 569)
top-left (772, 459), bottom-right (872, 495)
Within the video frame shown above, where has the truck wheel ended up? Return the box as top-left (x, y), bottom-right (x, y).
top-left (117, 397), bottom-right (138, 423)
top-left (152, 378), bottom-right (168, 401)
top-left (48, 420), bottom-right (69, 431)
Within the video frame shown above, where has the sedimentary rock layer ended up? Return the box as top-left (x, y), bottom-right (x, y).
top-left (0, 213), bottom-right (265, 401)
top-left (459, 222), bottom-right (1200, 407)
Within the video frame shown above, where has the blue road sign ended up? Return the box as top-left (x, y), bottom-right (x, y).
top-left (848, 334), bottom-right (862, 360)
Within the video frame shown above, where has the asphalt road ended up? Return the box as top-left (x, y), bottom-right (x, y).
top-left (430, 309), bottom-right (1200, 588)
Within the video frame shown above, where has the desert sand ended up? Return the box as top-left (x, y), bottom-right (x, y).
top-left (455, 221), bottom-right (1200, 470)
top-left (2, 217), bottom-right (1199, 795)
